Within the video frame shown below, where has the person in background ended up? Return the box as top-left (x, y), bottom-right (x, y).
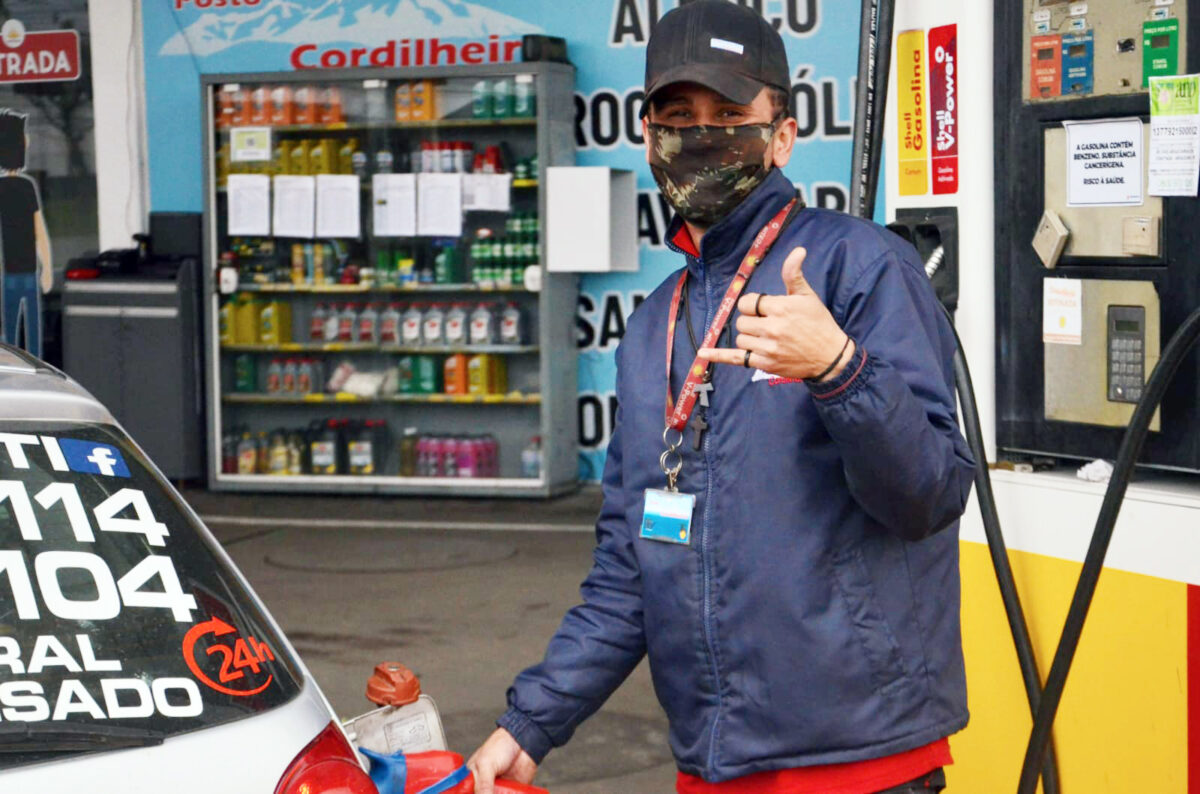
top-left (0, 108), bottom-right (52, 357)
top-left (469, 3), bottom-right (976, 792)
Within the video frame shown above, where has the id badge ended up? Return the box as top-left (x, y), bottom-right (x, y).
top-left (640, 489), bottom-right (696, 545)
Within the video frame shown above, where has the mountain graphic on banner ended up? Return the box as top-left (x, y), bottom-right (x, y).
top-left (159, 0), bottom-right (541, 57)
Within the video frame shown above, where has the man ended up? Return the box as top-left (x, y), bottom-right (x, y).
top-left (0, 109), bottom-right (52, 357)
top-left (469, 3), bottom-right (976, 792)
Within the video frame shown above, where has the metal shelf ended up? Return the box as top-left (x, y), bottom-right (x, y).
top-left (221, 343), bottom-right (538, 355)
top-left (203, 62), bottom-right (579, 499)
top-left (217, 179), bottom-right (537, 192)
top-left (222, 392), bottom-right (541, 405)
top-left (233, 283), bottom-right (534, 295)
top-left (216, 117), bottom-right (537, 135)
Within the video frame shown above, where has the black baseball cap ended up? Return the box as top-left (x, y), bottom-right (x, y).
top-left (641, 0), bottom-right (790, 118)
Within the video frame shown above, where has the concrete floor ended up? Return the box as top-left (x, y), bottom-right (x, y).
top-left (185, 486), bottom-right (678, 793)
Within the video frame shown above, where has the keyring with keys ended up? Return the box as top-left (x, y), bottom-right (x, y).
top-left (660, 426), bottom-right (684, 492)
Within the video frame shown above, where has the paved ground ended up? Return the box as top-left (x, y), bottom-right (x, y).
top-left (187, 486), bottom-right (679, 794)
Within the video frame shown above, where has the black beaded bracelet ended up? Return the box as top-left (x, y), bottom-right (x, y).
top-left (811, 335), bottom-right (853, 382)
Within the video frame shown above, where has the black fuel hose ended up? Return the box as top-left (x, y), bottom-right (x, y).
top-left (1017, 304), bottom-right (1200, 794)
top-left (849, 0), bottom-right (894, 220)
top-left (940, 307), bottom-right (1061, 794)
top-left (847, 3), bottom-right (1059, 786)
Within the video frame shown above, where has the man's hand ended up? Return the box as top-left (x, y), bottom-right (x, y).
top-left (467, 728), bottom-right (538, 794)
top-left (698, 246), bottom-right (854, 381)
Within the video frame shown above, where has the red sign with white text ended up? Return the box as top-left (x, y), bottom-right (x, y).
top-left (0, 28), bottom-right (81, 84)
top-left (928, 25), bottom-right (958, 195)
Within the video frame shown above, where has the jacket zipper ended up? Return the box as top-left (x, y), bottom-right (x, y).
top-left (697, 256), bottom-right (723, 775)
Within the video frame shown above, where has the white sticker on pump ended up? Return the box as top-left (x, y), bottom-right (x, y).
top-left (1032, 10), bottom-right (1051, 22)
top-left (1068, 18), bottom-right (1087, 31)
top-left (1069, 2), bottom-right (1088, 16)
top-left (1043, 279), bottom-right (1084, 346)
top-left (1155, 0), bottom-right (1175, 6)
top-left (1152, 8), bottom-right (1169, 19)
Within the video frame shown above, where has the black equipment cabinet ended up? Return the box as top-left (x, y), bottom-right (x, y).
top-left (62, 259), bottom-right (205, 480)
top-left (994, 1), bottom-right (1200, 471)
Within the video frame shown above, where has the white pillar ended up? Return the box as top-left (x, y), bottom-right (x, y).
top-left (88, 0), bottom-right (148, 251)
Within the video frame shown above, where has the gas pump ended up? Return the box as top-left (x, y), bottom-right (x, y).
top-left (855, 1), bottom-right (1200, 792)
top-left (999, 0), bottom-right (1197, 470)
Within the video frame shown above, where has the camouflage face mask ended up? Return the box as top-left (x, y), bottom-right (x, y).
top-left (647, 122), bottom-right (777, 226)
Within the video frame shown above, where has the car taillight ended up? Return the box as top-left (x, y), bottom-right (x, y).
top-left (274, 721), bottom-right (376, 794)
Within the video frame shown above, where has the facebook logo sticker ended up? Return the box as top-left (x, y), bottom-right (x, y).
top-left (59, 440), bottom-right (131, 478)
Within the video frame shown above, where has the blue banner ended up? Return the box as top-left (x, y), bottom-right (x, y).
top-left (142, 0), bottom-right (863, 480)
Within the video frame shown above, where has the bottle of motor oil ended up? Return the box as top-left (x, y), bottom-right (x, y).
top-left (337, 303), bottom-right (357, 342)
top-left (513, 76), bottom-right (536, 118)
top-left (219, 300), bottom-right (235, 345)
top-left (323, 302), bottom-right (340, 342)
top-left (444, 303), bottom-right (468, 346)
top-left (268, 431), bottom-right (289, 475)
top-left (358, 302), bottom-right (380, 344)
top-left (456, 436), bottom-right (478, 478)
top-left (260, 300), bottom-right (292, 345)
top-left (434, 246), bottom-right (459, 284)
top-left (234, 354), bottom-right (257, 393)
top-left (313, 242), bottom-right (327, 285)
top-left (483, 435), bottom-right (500, 476)
top-left (398, 427), bottom-right (419, 476)
top-left (499, 302), bottom-right (524, 345)
top-left (291, 243), bottom-right (306, 284)
top-left (221, 432), bottom-right (238, 474)
top-left (375, 147), bottom-right (394, 174)
top-left (287, 432), bottom-right (304, 475)
top-left (348, 421), bottom-right (377, 475)
top-left (338, 137), bottom-right (358, 175)
top-left (472, 79), bottom-right (492, 119)
top-left (422, 303), bottom-right (446, 347)
top-left (396, 356), bottom-right (416, 394)
top-left (470, 303), bottom-right (497, 345)
top-left (234, 293), bottom-right (262, 344)
top-left (444, 353), bottom-right (468, 395)
top-left (310, 304), bottom-right (328, 341)
top-left (281, 358), bottom-right (299, 395)
top-left (442, 437), bottom-right (459, 477)
top-left (467, 354), bottom-right (497, 395)
top-left (265, 358), bottom-right (284, 394)
top-left (256, 431), bottom-right (271, 474)
top-left (415, 436), bottom-right (434, 477)
top-left (521, 436), bottom-right (543, 479)
top-left (415, 355), bottom-right (441, 394)
top-left (237, 432), bottom-right (257, 474)
top-left (310, 420), bottom-right (340, 475)
top-left (492, 78), bottom-right (512, 118)
top-left (402, 303), bottom-right (424, 347)
top-left (380, 303), bottom-right (402, 345)
top-left (352, 148), bottom-right (369, 179)
top-left (296, 358), bottom-right (314, 395)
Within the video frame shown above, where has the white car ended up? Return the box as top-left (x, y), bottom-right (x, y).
top-left (0, 345), bottom-right (375, 793)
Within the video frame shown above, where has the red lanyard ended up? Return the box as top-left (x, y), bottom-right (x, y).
top-left (664, 199), bottom-right (797, 432)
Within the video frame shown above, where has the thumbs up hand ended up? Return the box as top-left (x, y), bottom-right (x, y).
top-left (697, 247), bottom-right (855, 382)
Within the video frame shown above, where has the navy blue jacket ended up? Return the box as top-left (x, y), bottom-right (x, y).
top-left (499, 168), bottom-right (976, 782)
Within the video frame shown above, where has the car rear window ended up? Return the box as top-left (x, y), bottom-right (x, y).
top-left (0, 422), bottom-right (302, 767)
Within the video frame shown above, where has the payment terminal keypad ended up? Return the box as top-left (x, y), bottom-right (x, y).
top-left (1107, 305), bottom-right (1145, 404)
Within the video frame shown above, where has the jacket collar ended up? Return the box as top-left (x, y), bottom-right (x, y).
top-left (664, 167), bottom-right (798, 279)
